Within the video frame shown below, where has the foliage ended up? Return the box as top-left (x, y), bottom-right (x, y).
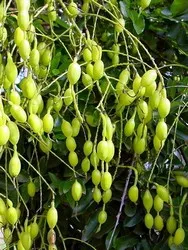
top-left (0, 0), bottom-right (187, 250)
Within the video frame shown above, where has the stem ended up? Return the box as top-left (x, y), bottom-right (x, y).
top-left (118, 165), bottom-right (138, 186)
top-left (167, 98), bottom-right (187, 189)
top-left (64, 238), bottom-right (97, 250)
top-left (107, 169), bottom-right (132, 250)
top-left (179, 193), bottom-right (187, 228)
top-left (168, 195), bottom-right (174, 216)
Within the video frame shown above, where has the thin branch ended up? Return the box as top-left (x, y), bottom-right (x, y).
top-left (107, 169), bottom-right (132, 250)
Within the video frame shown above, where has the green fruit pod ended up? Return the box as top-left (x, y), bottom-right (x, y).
top-left (155, 120), bottom-right (168, 141)
top-left (27, 181), bottom-right (36, 198)
top-left (6, 206), bottom-right (18, 225)
top-left (37, 42), bottom-right (46, 56)
top-left (154, 214), bottom-right (164, 231)
top-left (27, 24), bottom-right (35, 43)
top-left (71, 180), bottom-right (82, 201)
top-left (137, 100), bottom-right (148, 121)
top-left (29, 48), bottom-right (40, 68)
top-left (20, 231), bottom-right (32, 250)
top-left (61, 120), bottom-right (73, 137)
top-left (144, 81), bottom-right (157, 97)
top-left (83, 47), bottom-right (92, 62)
top-left (19, 39), bottom-right (31, 60)
top-left (90, 150), bottom-right (99, 167)
top-left (96, 140), bottom-right (109, 161)
top-left (20, 74), bottom-right (37, 99)
top-left (101, 171), bottom-right (112, 191)
top-left (92, 45), bottom-right (102, 62)
top-left (17, 11), bottom-right (30, 31)
top-left (140, 0), bottom-right (151, 10)
top-left (16, 0), bottom-right (30, 11)
top-left (30, 221), bottom-right (39, 239)
top-left (137, 123), bottom-right (147, 138)
top-left (158, 97), bottom-right (171, 118)
top-left (141, 69), bottom-right (157, 87)
top-left (66, 137), bottom-right (77, 152)
top-left (40, 48), bottom-right (51, 66)
top-left (102, 189), bottom-right (112, 204)
top-left (119, 89), bottom-right (135, 106)
top-left (48, 5), bottom-right (57, 22)
top-left (156, 185), bottom-right (169, 202)
top-left (105, 140), bottom-right (115, 163)
top-left (124, 117), bottom-right (135, 137)
top-left (67, 61), bottom-right (81, 85)
top-left (149, 90), bottom-right (161, 109)
top-left (144, 213), bottom-right (153, 229)
top-left (28, 114), bottom-right (43, 134)
top-left (175, 175), bottom-right (188, 188)
top-left (133, 136), bottom-right (146, 155)
top-left (168, 236), bottom-right (174, 248)
top-left (4, 227), bottom-right (12, 244)
top-left (153, 195), bottom-right (163, 212)
top-left (0, 198), bottom-right (6, 215)
top-left (93, 186), bottom-right (102, 203)
top-left (5, 53), bottom-right (18, 84)
top-left (9, 90), bottom-right (21, 105)
top-left (81, 157), bottom-right (90, 173)
top-left (68, 151), bottom-right (78, 167)
top-left (72, 117), bottom-right (81, 137)
top-left (0, 125), bottom-right (10, 145)
top-left (153, 135), bottom-right (164, 152)
top-left (142, 189), bottom-right (153, 212)
top-left (9, 150), bottom-right (21, 177)
top-left (14, 27), bottom-right (25, 46)
top-left (128, 185), bottom-right (139, 203)
top-left (119, 69), bottom-right (130, 85)
top-left (92, 169), bottom-right (101, 186)
top-left (166, 215), bottom-right (177, 234)
top-left (173, 227), bottom-right (185, 246)
top-left (133, 74), bottom-right (142, 94)
top-left (82, 73), bottom-right (93, 90)
top-left (47, 202), bottom-right (58, 229)
top-left (53, 96), bottom-right (63, 113)
top-left (64, 88), bottom-right (73, 106)
top-left (83, 140), bottom-right (93, 156)
top-left (39, 137), bottom-right (52, 154)
top-left (93, 60), bottom-right (104, 80)
top-left (98, 210), bottom-right (107, 224)
top-left (17, 239), bottom-right (25, 250)
top-left (115, 17), bottom-right (125, 33)
top-left (86, 63), bottom-right (93, 78)
top-left (67, 2), bottom-right (79, 17)
top-left (43, 113), bottom-right (54, 133)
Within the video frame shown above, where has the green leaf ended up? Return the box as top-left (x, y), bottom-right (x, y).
top-left (51, 52), bottom-right (61, 71)
top-left (66, 189), bottom-right (75, 208)
top-left (115, 235), bottom-right (139, 250)
top-left (59, 180), bottom-right (74, 194)
top-left (56, 16), bottom-right (70, 29)
top-left (129, 10), bottom-right (145, 34)
top-left (48, 172), bottom-right (61, 189)
top-left (170, 0), bottom-right (188, 16)
top-left (124, 201), bottom-right (137, 217)
top-left (82, 212), bottom-right (98, 241)
top-left (123, 210), bottom-right (143, 227)
top-left (119, 1), bottom-right (129, 18)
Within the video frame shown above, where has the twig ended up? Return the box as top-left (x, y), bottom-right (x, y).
top-left (107, 169), bottom-right (132, 250)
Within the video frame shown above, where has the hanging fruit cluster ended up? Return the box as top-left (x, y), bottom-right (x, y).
top-left (0, 0), bottom-right (186, 249)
